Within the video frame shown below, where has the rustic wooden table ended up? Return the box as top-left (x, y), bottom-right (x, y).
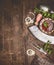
top-left (0, 0), bottom-right (54, 65)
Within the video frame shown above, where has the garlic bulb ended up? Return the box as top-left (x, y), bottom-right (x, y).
top-left (26, 49), bottom-right (35, 56)
top-left (40, 5), bottom-right (49, 12)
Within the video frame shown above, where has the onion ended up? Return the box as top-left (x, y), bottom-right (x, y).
top-left (47, 21), bottom-right (53, 32)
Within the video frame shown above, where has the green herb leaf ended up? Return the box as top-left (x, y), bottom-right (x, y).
top-left (34, 8), bottom-right (39, 13)
top-left (43, 21), bottom-right (48, 28)
top-left (47, 13), bottom-right (51, 18)
top-left (51, 13), bottom-right (54, 19)
top-left (43, 40), bottom-right (53, 55)
top-left (43, 12), bottom-right (48, 17)
top-left (34, 8), bottom-right (52, 18)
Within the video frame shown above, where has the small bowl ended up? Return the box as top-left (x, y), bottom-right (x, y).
top-left (39, 18), bottom-right (54, 34)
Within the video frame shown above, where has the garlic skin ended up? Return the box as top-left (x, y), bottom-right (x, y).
top-left (40, 5), bottom-right (49, 12)
top-left (50, 10), bottom-right (54, 13)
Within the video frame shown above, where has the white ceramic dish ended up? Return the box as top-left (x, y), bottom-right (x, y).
top-left (29, 25), bottom-right (54, 44)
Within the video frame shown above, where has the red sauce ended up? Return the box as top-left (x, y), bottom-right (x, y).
top-left (42, 23), bottom-right (48, 31)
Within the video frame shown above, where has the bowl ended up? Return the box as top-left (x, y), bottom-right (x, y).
top-left (39, 18), bottom-right (54, 34)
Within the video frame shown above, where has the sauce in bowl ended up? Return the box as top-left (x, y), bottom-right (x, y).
top-left (39, 18), bottom-right (54, 35)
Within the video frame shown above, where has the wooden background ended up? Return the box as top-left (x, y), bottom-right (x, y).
top-left (0, 0), bottom-right (54, 65)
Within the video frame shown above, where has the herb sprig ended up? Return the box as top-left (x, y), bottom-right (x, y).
top-left (43, 40), bottom-right (53, 54)
top-left (43, 21), bottom-right (48, 28)
top-left (34, 8), bottom-right (54, 20)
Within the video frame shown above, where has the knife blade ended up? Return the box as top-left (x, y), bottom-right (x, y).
top-left (31, 43), bottom-right (47, 54)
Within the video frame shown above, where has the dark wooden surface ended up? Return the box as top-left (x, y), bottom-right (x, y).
top-left (0, 0), bottom-right (54, 65)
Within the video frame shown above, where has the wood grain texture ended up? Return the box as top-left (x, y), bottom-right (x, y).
top-left (0, 0), bottom-right (54, 65)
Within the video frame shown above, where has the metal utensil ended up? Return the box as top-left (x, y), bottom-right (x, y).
top-left (31, 43), bottom-right (47, 55)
